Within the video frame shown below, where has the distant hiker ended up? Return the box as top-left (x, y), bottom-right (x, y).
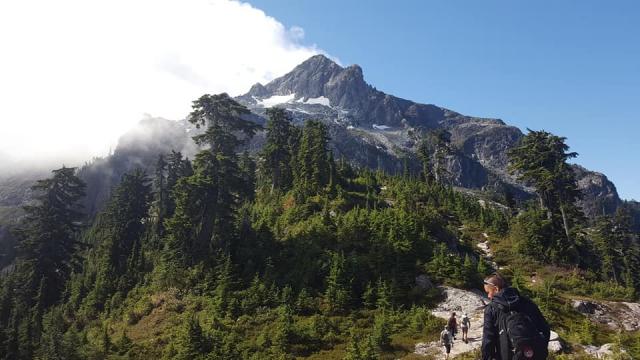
top-left (482, 274), bottom-right (550, 360)
top-left (447, 312), bottom-right (458, 340)
top-left (440, 326), bottom-right (454, 359)
top-left (461, 312), bottom-right (471, 343)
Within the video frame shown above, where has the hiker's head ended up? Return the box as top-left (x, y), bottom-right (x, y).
top-left (483, 273), bottom-right (506, 299)
top-left (451, 312), bottom-right (456, 317)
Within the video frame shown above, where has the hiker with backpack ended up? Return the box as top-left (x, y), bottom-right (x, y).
top-left (482, 274), bottom-right (550, 360)
top-left (461, 312), bottom-right (471, 343)
top-left (440, 325), bottom-right (454, 359)
top-left (447, 312), bottom-right (458, 340)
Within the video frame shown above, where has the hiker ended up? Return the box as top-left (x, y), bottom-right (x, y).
top-left (447, 312), bottom-right (457, 340)
top-left (482, 273), bottom-right (550, 360)
top-left (461, 312), bottom-right (471, 343)
top-left (440, 325), bottom-right (454, 359)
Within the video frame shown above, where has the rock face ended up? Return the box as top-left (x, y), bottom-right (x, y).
top-left (583, 343), bottom-right (622, 358)
top-left (573, 165), bottom-right (622, 219)
top-left (235, 54), bottom-right (627, 216)
top-left (572, 299), bottom-right (640, 331)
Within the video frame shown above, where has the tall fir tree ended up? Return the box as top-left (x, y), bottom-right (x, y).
top-left (163, 94), bottom-right (259, 271)
top-left (16, 167), bottom-right (86, 307)
top-left (260, 107), bottom-right (298, 193)
top-left (508, 129), bottom-right (583, 261)
top-left (293, 120), bottom-right (331, 200)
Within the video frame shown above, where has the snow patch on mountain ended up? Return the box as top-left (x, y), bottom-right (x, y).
top-left (298, 96), bottom-right (331, 106)
top-left (255, 94), bottom-right (296, 107)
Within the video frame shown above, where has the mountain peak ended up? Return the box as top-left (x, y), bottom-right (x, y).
top-left (243, 55), bottom-right (370, 109)
top-left (298, 54), bottom-right (341, 69)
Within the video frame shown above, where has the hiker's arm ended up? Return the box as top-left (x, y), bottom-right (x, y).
top-left (481, 306), bottom-right (497, 360)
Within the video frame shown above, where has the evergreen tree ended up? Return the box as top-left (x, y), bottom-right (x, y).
top-left (238, 151), bottom-right (256, 202)
top-left (375, 278), bottom-right (392, 310)
top-left (417, 137), bottom-right (432, 183)
top-left (508, 129), bottom-right (583, 261)
top-left (371, 311), bottom-right (391, 350)
top-left (35, 308), bottom-right (73, 360)
top-left (260, 107), bottom-right (297, 193)
top-left (324, 252), bottom-right (351, 314)
top-left (172, 315), bottom-right (207, 360)
top-left (362, 282), bottom-right (376, 309)
top-left (418, 129), bottom-right (453, 184)
top-left (272, 305), bottom-right (293, 354)
top-left (164, 94), bottom-right (259, 268)
top-left (153, 154), bottom-right (168, 237)
top-left (85, 169), bottom-right (151, 311)
top-left (16, 166), bottom-right (86, 308)
top-left (294, 120), bottom-right (331, 199)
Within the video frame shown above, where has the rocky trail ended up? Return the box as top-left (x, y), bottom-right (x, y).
top-left (413, 234), bottom-right (497, 359)
top-left (414, 235), bottom-right (563, 359)
top-left (414, 287), bottom-right (486, 358)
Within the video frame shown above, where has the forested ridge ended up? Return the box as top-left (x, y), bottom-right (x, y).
top-left (1, 94), bottom-right (639, 359)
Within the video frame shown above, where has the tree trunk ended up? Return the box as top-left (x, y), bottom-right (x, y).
top-left (559, 203), bottom-right (571, 242)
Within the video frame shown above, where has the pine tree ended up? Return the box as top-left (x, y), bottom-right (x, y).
top-left (272, 305), bottom-right (293, 354)
top-left (294, 120), bottom-right (331, 199)
top-left (238, 151), bottom-right (256, 202)
top-left (153, 154), bottom-right (168, 238)
top-left (212, 254), bottom-right (236, 316)
top-left (16, 166), bottom-right (86, 308)
top-left (36, 308), bottom-right (68, 360)
top-left (362, 282), bottom-right (376, 309)
top-left (417, 137), bottom-right (433, 183)
top-left (418, 129), bottom-right (453, 184)
top-left (86, 169), bottom-right (152, 310)
top-left (462, 254), bottom-right (476, 288)
top-left (508, 129), bottom-right (583, 261)
top-left (371, 311), bottom-right (392, 350)
top-left (260, 107), bottom-right (297, 193)
top-left (164, 94), bottom-right (259, 268)
top-left (324, 252), bottom-right (351, 314)
top-left (173, 315), bottom-right (207, 360)
top-left (375, 278), bottom-right (391, 310)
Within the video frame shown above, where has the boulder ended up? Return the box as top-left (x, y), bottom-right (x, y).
top-left (415, 274), bottom-right (434, 290)
top-left (548, 330), bottom-right (563, 353)
top-left (572, 300), bottom-right (597, 314)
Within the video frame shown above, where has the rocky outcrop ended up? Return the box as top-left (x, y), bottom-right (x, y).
top-left (572, 299), bottom-right (640, 331)
top-left (573, 165), bottom-right (622, 219)
top-left (583, 343), bottom-right (624, 358)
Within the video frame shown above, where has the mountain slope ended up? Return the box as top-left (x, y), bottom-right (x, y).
top-left (235, 54), bottom-right (624, 219)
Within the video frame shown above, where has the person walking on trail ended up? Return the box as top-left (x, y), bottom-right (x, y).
top-left (461, 312), bottom-right (471, 343)
top-left (482, 273), bottom-right (551, 360)
top-left (440, 326), bottom-right (454, 359)
top-left (447, 312), bottom-right (458, 340)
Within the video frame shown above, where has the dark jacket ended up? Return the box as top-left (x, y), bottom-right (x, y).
top-left (481, 287), bottom-right (550, 360)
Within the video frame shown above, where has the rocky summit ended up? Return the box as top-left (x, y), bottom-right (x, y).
top-left (235, 54), bottom-right (626, 219)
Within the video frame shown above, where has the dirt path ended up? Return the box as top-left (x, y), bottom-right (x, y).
top-left (414, 230), bottom-right (563, 358)
top-left (414, 287), bottom-right (486, 359)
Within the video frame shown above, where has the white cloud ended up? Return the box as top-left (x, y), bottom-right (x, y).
top-left (0, 0), bottom-right (325, 168)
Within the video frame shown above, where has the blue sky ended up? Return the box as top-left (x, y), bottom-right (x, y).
top-left (248, 0), bottom-right (640, 200)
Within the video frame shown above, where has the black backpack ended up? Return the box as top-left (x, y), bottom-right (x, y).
top-left (491, 303), bottom-right (549, 360)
